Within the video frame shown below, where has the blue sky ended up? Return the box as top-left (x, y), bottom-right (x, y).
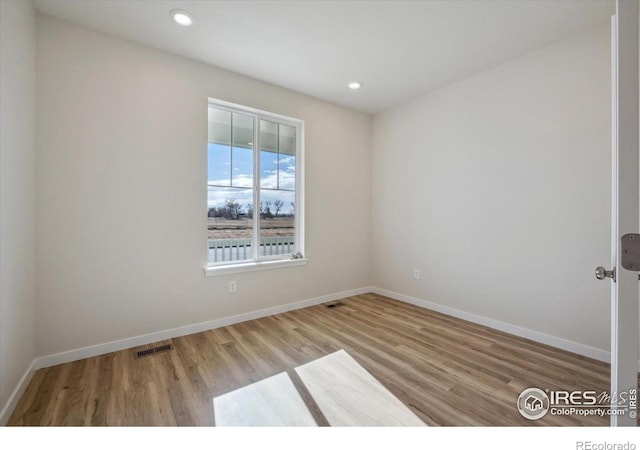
top-left (207, 143), bottom-right (295, 215)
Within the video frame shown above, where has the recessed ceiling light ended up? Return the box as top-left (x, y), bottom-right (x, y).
top-left (348, 81), bottom-right (362, 90)
top-left (171, 9), bottom-right (194, 27)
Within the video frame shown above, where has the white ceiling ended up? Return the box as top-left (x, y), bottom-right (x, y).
top-left (34, 0), bottom-right (614, 114)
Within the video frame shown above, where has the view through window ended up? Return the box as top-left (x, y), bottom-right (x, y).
top-left (207, 101), bottom-right (302, 266)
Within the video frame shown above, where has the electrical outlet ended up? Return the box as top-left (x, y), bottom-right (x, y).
top-left (414, 269), bottom-right (420, 280)
top-left (229, 280), bottom-right (237, 293)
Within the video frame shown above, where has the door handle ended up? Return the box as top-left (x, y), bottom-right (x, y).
top-left (595, 266), bottom-right (616, 281)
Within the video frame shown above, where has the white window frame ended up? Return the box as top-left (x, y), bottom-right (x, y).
top-left (204, 98), bottom-right (306, 277)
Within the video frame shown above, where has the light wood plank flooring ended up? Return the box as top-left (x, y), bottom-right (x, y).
top-left (8, 293), bottom-right (612, 426)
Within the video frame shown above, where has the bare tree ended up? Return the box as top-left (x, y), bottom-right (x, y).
top-left (273, 199), bottom-right (284, 217)
top-left (264, 201), bottom-right (272, 218)
top-left (260, 200), bottom-right (273, 219)
top-left (224, 199), bottom-right (243, 219)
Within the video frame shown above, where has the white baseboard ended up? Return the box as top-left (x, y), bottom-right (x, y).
top-left (33, 287), bottom-right (374, 371)
top-left (371, 287), bottom-right (611, 363)
top-left (0, 359), bottom-right (36, 426)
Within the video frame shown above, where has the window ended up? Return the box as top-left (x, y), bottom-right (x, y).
top-left (205, 98), bottom-right (305, 275)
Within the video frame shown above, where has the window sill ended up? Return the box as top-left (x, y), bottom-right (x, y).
top-left (204, 258), bottom-right (308, 277)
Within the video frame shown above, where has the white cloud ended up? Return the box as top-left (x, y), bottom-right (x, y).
top-left (208, 156), bottom-right (296, 214)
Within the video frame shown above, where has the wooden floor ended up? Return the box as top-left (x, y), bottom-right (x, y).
top-left (8, 293), bottom-right (612, 426)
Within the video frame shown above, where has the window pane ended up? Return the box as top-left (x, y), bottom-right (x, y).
top-left (259, 189), bottom-right (295, 258)
top-left (231, 113), bottom-right (254, 188)
top-left (278, 124), bottom-right (296, 155)
top-left (278, 124), bottom-right (296, 190)
top-left (207, 186), bottom-right (254, 264)
top-left (232, 113), bottom-right (253, 149)
top-left (208, 143), bottom-right (230, 186)
top-left (208, 108), bottom-right (231, 186)
top-left (260, 120), bottom-right (278, 189)
top-left (231, 146), bottom-right (253, 187)
top-left (208, 108), bottom-right (231, 146)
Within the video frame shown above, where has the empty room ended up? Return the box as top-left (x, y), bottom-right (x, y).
top-left (1, 0), bottom-right (639, 441)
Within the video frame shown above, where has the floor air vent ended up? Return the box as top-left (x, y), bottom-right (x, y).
top-left (325, 302), bottom-right (345, 309)
top-left (135, 344), bottom-right (173, 359)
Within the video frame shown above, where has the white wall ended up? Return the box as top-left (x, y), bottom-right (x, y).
top-left (35, 15), bottom-right (371, 356)
top-left (371, 25), bottom-right (612, 352)
top-left (0, 0), bottom-right (37, 421)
